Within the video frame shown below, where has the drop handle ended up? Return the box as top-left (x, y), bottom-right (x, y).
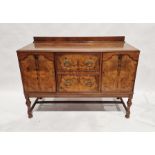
top-left (64, 60), bottom-right (71, 67)
top-left (85, 60), bottom-right (93, 67)
top-left (84, 80), bottom-right (93, 87)
top-left (64, 79), bottom-right (72, 86)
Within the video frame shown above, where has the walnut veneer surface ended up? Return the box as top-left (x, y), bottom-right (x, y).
top-left (17, 36), bottom-right (140, 118)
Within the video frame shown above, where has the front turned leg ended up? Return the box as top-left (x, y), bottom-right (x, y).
top-left (25, 97), bottom-right (33, 118)
top-left (125, 97), bottom-right (132, 118)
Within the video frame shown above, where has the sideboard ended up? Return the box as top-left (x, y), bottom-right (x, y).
top-left (17, 36), bottom-right (140, 118)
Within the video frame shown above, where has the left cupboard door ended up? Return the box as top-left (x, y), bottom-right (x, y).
top-left (19, 54), bottom-right (40, 92)
top-left (38, 53), bottom-right (56, 92)
top-left (18, 53), bottom-right (56, 93)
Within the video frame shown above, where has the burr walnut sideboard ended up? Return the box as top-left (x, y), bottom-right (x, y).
top-left (17, 36), bottom-right (140, 119)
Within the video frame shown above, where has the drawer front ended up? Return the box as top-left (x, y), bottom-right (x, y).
top-left (58, 74), bottom-right (99, 93)
top-left (56, 53), bottom-right (100, 72)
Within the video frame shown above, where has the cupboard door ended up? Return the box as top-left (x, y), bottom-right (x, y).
top-left (102, 53), bottom-right (118, 92)
top-left (78, 54), bottom-right (100, 72)
top-left (58, 75), bottom-right (79, 92)
top-left (19, 54), bottom-right (39, 92)
top-left (38, 54), bottom-right (56, 92)
top-left (118, 54), bottom-right (138, 92)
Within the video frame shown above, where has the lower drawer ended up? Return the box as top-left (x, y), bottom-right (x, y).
top-left (58, 74), bottom-right (99, 93)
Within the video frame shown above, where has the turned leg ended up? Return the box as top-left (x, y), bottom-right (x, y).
top-left (125, 96), bottom-right (132, 118)
top-left (25, 97), bottom-right (33, 118)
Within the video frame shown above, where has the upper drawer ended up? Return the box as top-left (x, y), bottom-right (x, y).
top-left (56, 53), bottom-right (100, 72)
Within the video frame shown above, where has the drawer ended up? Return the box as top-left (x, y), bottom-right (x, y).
top-left (58, 74), bottom-right (99, 92)
top-left (56, 53), bottom-right (100, 72)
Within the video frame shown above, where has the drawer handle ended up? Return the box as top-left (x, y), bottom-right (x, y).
top-left (64, 79), bottom-right (72, 86)
top-left (64, 59), bottom-right (71, 67)
top-left (85, 60), bottom-right (93, 67)
top-left (84, 80), bottom-right (93, 87)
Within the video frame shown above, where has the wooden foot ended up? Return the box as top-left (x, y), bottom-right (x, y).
top-left (25, 97), bottom-right (33, 118)
top-left (125, 97), bottom-right (132, 119)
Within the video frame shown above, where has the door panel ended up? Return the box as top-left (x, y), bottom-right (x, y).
top-left (19, 53), bottom-right (56, 93)
top-left (118, 54), bottom-right (138, 92)
top-left (20, 55), bottom-right (39, 92)
top-left (102, 53), bottom-right (138, 93)
top-left (38, 54), bottom-right (56, 92)
top-left (102, 54), bottom-right (118, 92)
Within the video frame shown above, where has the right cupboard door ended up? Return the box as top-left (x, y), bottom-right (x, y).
top-left (118, 53), bottom-right (139, 92)
top-left (102, 52), bottom-right (139, 93)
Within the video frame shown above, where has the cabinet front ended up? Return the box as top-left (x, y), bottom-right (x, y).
top-left (102, 52), bottom-right (139, 93)
top-left (18, 53), bottom-right (56, 93)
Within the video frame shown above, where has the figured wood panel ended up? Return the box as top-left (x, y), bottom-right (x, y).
top-left (79, 75), bottom-right (99, 92)
top-left (19, 55), bottom-right (39, 92)
top-left (57, 54), bottom-right (78, 71)
top-left (38, 54), bottom-right (56, 92)
top-left (58, 75), bottom-right (79, 92)
top-left (56, 53), bottom-right (99, 72)
top-left (102, 54), bottom-right (118, 92)
top-left (102, 53), bottom-right (139, 93)
top-left (78, 54), bottom-right (99, 71)
top-left (118, 54), bottom-right (138, 92)
top-left (58, 75), bottom-right (99, 92)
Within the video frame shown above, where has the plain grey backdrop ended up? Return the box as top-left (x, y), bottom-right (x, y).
top-left (0, 24), bottom-right (155, 131)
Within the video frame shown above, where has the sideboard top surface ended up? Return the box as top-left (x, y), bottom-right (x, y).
top-left (17, 36), bottom-right (140, 52)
